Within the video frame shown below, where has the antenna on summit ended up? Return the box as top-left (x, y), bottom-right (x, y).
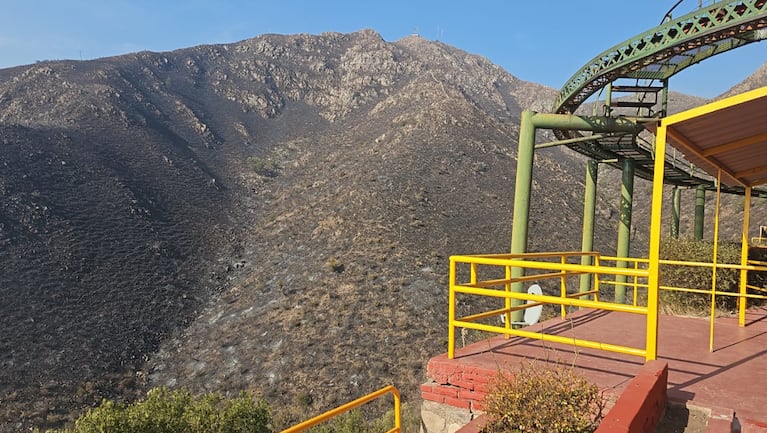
top-left (412, 26), bottom-right (419, 37)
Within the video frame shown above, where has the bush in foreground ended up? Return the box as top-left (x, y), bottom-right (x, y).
top-left (481, 361), bottom-right (604, 433)
top-left (48, 387), bottom-right (272, 433)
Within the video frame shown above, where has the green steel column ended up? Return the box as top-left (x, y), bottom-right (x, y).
top-left (615, 158), bottom-right (635, 304)
top-left (579, 159), bottom-right (598, 294)
top-left (671, 186), bottom-right (681, 239)
top-left (509, 110), bottom-right (536, 321)
top-left (695, 185), bottom-right (706, 241)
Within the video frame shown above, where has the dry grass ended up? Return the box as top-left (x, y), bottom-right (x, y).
top-left (481, 359), bottom-right (605, 433)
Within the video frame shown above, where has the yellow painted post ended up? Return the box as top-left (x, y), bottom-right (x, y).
top-left (505, 265), bottom-right (512, 336)
top-left (561, 255), bottom-right (567, 318)
top-left (709, 170), bottom-right (722, 352)
top-left (739, 187), bottom-right (752, 326)
top-left (633, 260), bottom-right (639, 306)
top-left (448, 259), bottom-right (457, 359)
top-left (393, 388), bottom-right (401, 433)
top-left (645, 124), bottom-right (667, 361)
top-left (594, 255), bottom-right (601, 302)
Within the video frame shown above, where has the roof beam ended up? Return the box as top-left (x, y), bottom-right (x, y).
top-left (735, 164), bottom-right (767, 183)
top-left (748, 174), bottom-right (767, 186)
top-left (701, 130), bottom-right (767, 157)
top-left (666, 127), bottom-right (745, 186)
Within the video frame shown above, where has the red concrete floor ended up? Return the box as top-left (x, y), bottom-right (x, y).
top-left (433, 306), bottom-right (767, 429)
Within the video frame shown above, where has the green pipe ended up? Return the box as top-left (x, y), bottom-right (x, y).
top-left (530, 112), bottom-right (639, 133)
top-left (580, 160), bottom-right (598, 295)
top-left (695, 185), bottom-right (706, 240)
top-left (671, 186), bottom-right (681, 239)
top-left (615, 158), bottom-right (635, 304)
top-left (535, 132), bottom-right (625, 149)
top-left (511, 110), bottom-right (536, 256)
top-left (509, 110), bottom-right (536, 321)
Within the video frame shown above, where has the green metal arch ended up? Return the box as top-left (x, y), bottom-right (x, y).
top-left (554, 0), bottom-right (767, 115)
top-left (549, 0), bottom-right (767, 194)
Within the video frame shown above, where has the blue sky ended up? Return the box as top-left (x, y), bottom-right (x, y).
top-left (2, 0), bottom-right (765, 98)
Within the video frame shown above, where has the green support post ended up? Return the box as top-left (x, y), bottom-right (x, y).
top-left (615, 158), bottom-right (635, 304)
top-left (509, 110), bottom-right (536, 322)
top-left (695, 185), bottom-right (706, 241)
top-left (579, 159), bottom-right (598, 295)
top-left (661, 79), bottom-right (669, 117)
top-left (671, 186), bottom-right (681, 239)
top-left (508, 111), bottom-right (640, 318)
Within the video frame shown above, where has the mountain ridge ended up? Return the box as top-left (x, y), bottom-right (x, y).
top-left (1, 29), bottom-right (765, 431)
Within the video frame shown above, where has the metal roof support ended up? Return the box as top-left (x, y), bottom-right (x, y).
top-left (645, 121), bottom-right (670, 362)
top-left (709, 171), bottom-right (723, 352)
top-left (739, 186), bottom-right (752, 326)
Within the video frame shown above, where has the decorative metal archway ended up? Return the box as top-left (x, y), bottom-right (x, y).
top-left (551, 0), bottom-right (767, 193)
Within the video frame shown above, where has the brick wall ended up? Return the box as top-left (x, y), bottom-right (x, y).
top-left (594, 360), bottom-right (668, 433)
top-left (422, 357), bottom-right (669, 433)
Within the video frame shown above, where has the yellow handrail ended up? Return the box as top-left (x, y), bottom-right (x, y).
top-left (448, 250), bottom-right (767, 362)
top-left (450, 256), bottom-right (648, 278)
top-left (280, 386), bottom-right (401, 433)
top-left (448, 251), bottom-right (654, 360)
top-left (452, 284), bottom-right (648, 314)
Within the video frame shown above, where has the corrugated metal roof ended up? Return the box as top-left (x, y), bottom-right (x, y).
top-left (657, 86), bottom-right (767, 188)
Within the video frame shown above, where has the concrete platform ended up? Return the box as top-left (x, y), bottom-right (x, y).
top-left (428, 306), bottom-right (767, 431)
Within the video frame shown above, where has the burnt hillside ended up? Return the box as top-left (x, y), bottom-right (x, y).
top-left (2, 29), bottom-right (762, 431)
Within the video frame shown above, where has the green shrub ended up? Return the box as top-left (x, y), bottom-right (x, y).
top-left (246, 156), bottom-right (279, 177)
top-left (48, 387), bottom-right (272, 433)
top-left (307, 409), bottom-right (367, 433)
top-left (481, 361), bottom-right (604, 433)
top-left (660, 239), bottom-right (745, 313)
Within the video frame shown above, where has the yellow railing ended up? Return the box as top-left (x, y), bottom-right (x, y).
top-left (449, 251), bottom-right (767, 362)
top-left (598, 256), bottom-right (767, 306)
top-left (280, 385), bottom-right (400, 433)
top-left (448, 251), bottom-right (656, 361)
top-left (652, 258), bottom-right (767, 351)
top-left (596, 256), bottom-right (651, 307)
